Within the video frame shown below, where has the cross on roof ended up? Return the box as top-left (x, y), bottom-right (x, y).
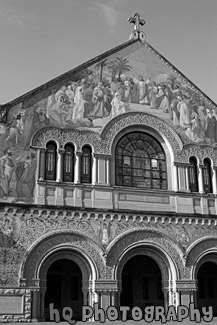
top-left (128, 13), bottom-right (146, 32)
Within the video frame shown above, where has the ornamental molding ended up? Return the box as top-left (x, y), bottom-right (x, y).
top-left (176, 143), bottom-right (217, 164)
top-left (176, 280), bottom-right (197, 292)
top-left (38, 251), bottom-right (90, 286)
top-left (31, 112), bottom-right (217, 163)
top-left (106, 229), bottom-right (186, 280)
top-left (115, 246), bottom-right (170, 285)
top-left (31, 112), bottom-right (183, 156)
top-left (1, 206), bottom-right (217, 286)
top-left (22, 232), bottom-right (105, 281)
top-left (186, 238), bottom-right (217, 272)
top-left (95, 280), bottom-right (118, 292)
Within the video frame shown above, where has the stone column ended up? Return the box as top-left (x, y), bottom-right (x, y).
top-left (198, 165), bottom-right (204, 194)
top-left (56, 149), bottom-right (64, 182)
top-left (38, 149), bottom-right (46, 181)
top-left (39, 287), bottom-right (46, 321)
top-left (32, 290), bottom-right (40, 320)
top-left (95, 280), bottom-right (118, 310)
top-left (173, 163), bottom-right (178, 191)
top-left (212, 167), bottom-right (217, 194)
top-left (185, 166), bottom-right (190, 191)
top-left (176, 280), bottom-right (197, 307)
top-left (92, 154), bottom-right (97, 185)
top-left (74, 152), bottom-right (81, 184)
top-left (83, 290), bottom-right (88, 305)
top-left (106, 158), bottom-right (110, 185)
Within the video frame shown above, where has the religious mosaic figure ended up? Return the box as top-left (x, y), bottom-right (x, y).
top-left (13, 152), bottom-right (37, 203)
top-left (92, 82), bottom-right (109, 118)
top-left (0, 218), bottom-right (14, 248)
top-left (0, 148), bottom-right (15, 200)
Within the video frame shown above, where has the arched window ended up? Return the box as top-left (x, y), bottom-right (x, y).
top-left (202, 158), bottom-right (212, 193)
top-left (45, 142), bottom-right (57, 181)
top-left (81, 146), bottom-right (92, 183)
top-left (63, 144), bottom-right (75, 182)
top-left (188, 157), bottom-right (198, 192)
top-left (115, 132), bottom-right (167, 189)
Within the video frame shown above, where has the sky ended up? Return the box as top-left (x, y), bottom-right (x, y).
top-left (0, 0), bottom-right (217, 105)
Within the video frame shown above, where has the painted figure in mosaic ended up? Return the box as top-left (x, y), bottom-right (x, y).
top-left (5, 112), bottom-right (24, 144)
top-left (72, 85), bottom-right (86, 120)
top-left (13, 152), bottom-right (37, 203)
top-left (110, 92), bottom-right (126, 118)
top-left (206, 108), bottom-right (216, 144)
top-left (185, 107), bottom-right (202, 143)
top-left (178, 96), bottom-right (191, 129)
top-left (134, 76), bottom-right (149, 105)
top-left (92, 82), bottom-right (109, 118)
top-left (0, 148), bottom-right (15, 200)
top-left (0, 218), bottom-right (14, 247)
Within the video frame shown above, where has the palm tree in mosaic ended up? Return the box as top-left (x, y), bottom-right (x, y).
top-left (114, 57), bottom-right (132, 81)
top-left (95, 58), bottom-right (108, 82)
top-left (108, 61), bottom-right (118, 82)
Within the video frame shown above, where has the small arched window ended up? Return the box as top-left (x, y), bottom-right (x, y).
top-left (202, 158), bottom-right (212, 193)
top-left (81, 146), bottom-right (92, 183)
top-left (63, 144), bottom-right (75, 182)
top-left (188, 157), bottom-right (198, 192)
top-left (45, 142), bottom-right (57, 181)
top-left (115, 132), bottom-right (167, 189)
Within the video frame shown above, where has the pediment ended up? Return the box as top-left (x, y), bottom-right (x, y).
top-left (0, 37), bottom-right (217, 154)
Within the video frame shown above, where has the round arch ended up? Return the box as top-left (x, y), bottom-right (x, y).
top-left (115, 245), bottom-right (171, 284)
top-left (21, 231), bottom-right (104, 285)
top-left (106, 229), bottom-right (184, 282)
top-left (186, 238), bottom-right (217, 280)
top-left (110, 127), bottom-right (172, 189)
top-left (37, 248), bottom-right (92, 284)
top-left (107, 231), bottom-right (181, 309)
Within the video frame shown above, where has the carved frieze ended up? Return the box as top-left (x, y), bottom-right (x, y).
top-left (1, 206), bottom-right (217, 285)
top-left (32, 112), bottom-right (183, 156)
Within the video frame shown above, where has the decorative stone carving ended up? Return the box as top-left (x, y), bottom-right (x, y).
top-left (95, 280), bottom-right (118, 292)
top-left (176, 143), bottom-right (217, 164)
top-left (32, 112), bottom-right (183, 157)
top-left (106, 229), bottom-right (186, 280)
top-left (176, 280), bottom-right (197, 292)
top-left (186, 238), bottom-right (217, 270)
top-left (22, 233), bottom-right (105, 281)
top-left (114, 246), bottom-right (170, 284)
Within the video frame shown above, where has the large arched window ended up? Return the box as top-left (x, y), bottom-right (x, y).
top-left (188, 156), bottom-right (198, 192)
top-left (115, 132), bottom-right (167, 189)
top-left (45, 141), bottom-right (57, 181)
top-left (202, 158), bottom-right (212, 193)
top-left (63, 144), bottom-right (75, 182)
top-left (81, 145), bottom-right (92, 183)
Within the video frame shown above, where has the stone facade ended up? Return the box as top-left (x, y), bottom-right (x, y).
top-left (0, 20), bottom-right (217, 321)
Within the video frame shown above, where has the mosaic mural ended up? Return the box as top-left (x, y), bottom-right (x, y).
top-left (0, 39), bottom-right (216, 204)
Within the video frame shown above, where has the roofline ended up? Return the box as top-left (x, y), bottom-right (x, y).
top-left (142, 39), bottom-right (217, 108)
top-left (0, 38), bottom-right (138, 109)
top-left (1, 36), bottom-right (216, 111)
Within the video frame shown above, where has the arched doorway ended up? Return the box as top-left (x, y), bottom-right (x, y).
top-left (120, 255), bottom-right (164, 309)
top-left (44, 259), bottom-right (83, 321)
top-left (197, 261), bottom-right (217, 316)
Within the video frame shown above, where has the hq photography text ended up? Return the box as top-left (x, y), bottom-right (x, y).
top-left (49, 302), bottom-right (213, 324)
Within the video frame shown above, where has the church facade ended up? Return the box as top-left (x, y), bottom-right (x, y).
top-left (0, 14), bottom-right (217, 322)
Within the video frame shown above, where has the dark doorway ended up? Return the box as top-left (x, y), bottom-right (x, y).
top-left (120, 255), bottom-right (164, 310)
top-left (197, 261), bottom-right (217, 316)
top-left (44, 259), bottom-right (83, 320)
